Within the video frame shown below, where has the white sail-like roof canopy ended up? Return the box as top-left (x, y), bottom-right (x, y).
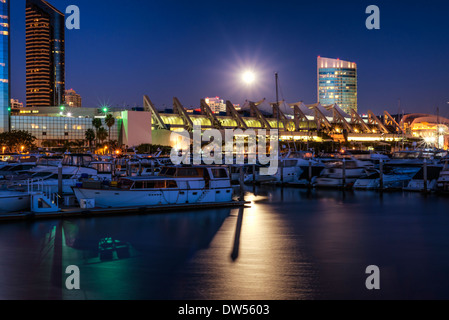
top-left (255, 99), bottom-right (274, 116)
top-left (240, 100), bottom-right (252, 111)
top-left (324, 104), bottom-right (351, 119)
top-left (288, 101), bottom-right (315, 118)
top-left (312, 103), bottom-right (333, 118)
top-left (278, 100), bottom-right (294, 117)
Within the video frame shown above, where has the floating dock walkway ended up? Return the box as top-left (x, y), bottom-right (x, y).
top-left (0, 200), bottom-right (249, 223)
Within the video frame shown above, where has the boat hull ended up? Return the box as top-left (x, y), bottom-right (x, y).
top-left (73, 187), bottom-right (234, 209)
top-left (404, 180), bottom-right (438, 192)
top-left (0, 192), bottom-right (31, 213)
top-left (315, 177), bottom-right (358, 188)
top-left (354, 175), bottom-right (413, 190)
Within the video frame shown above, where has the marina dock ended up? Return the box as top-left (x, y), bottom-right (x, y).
top-left (0, 200), bottom-right (250, 223)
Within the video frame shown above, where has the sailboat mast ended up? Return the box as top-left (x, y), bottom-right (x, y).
top-left (276, 72), bottom-right (279, 130)
top-left (275, 72), bottom-right (280, 155)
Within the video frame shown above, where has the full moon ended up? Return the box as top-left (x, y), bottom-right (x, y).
top-left (242, 71), bottom-right (255, 84)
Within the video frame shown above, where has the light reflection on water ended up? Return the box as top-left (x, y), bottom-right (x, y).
top-left (1, 187), bottom-right (449, 300)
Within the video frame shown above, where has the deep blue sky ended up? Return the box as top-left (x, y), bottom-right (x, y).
top-left (9, 0), bottom-right (449, 116)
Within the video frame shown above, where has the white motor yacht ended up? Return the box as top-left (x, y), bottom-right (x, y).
top-left (353, 169), bottom-right (414, 190)
top-left (23, 155), bottom-right (113, 195)
top-left (72, 165), bottom-right (234, 209)
top-left (385, 150), bottom-right (446, 168)
top-left (315, 158), bottom-right (371, 188)
top-left (404, 165), bottom-right (444, 192)
top-left (436, 160), bottom-right (449, 193)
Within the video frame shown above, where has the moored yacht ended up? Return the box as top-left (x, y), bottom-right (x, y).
top-left (243, 161), bottom-right (301, 184)
top-left (404, 165), bottom-right (444, 192)
top-left (353, 169), bottom-right (415, 190)
top-left (385, 150), bottom-right (446, 168)
top-left (436, 161), bottom-right (449, 193)
top-left (314, 158), bottom-right (371, 188)
top-left (72, 165), bottom-right (234, 209)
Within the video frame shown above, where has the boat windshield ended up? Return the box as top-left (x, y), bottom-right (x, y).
top-left (283, 160), bottom-right (298, 167)
top-left (211, 168), bottom-right (229, 179)
top-left (91, 163), bottom-right (112, 173)
top-left (62, 154), bottom-right (94, 166)
top-left (392, 152), bottom-right (421, 159)
top-left (117, 179), bottom-right (135, 190)
top-left (132, 180), bottom-right (178, 189)
top-left (37, 157), bottom-right (62, 166)
top-left (117, 178), bottom-right (179, 190)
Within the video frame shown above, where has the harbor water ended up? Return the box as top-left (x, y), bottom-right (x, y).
top-left (1, 186), bottom-right (449, 300)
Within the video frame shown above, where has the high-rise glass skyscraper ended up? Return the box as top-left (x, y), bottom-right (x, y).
top-left (26, 0), bottom-right (65, 107)
top-left (0, 0), bottom-right (10, 132)
top-left (317, 57), bottom-right (357, 114)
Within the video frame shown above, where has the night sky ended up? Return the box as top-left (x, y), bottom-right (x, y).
top-left (9, 0), bottom-right (449, 116)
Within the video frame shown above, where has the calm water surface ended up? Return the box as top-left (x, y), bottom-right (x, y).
top-left (1, 187), bottom-right (449, 300)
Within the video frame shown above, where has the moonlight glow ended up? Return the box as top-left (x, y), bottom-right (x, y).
top-left (242, 71), bottom-right (256, 85)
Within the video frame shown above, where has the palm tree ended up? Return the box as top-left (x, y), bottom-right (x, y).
top-left (96, 127), bottom-right (108, 146)
top-left (85, 129), bottom-right (96, 151)
top-left (104, 114), bottom-right (115, 153)
top-left (92, 118), bottom-right (103, 147)
top-left (92, 118), bottom-right (102, 130)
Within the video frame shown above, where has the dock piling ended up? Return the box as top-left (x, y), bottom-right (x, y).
top-left (239, 166), bottom-right (245, 201)
top-left (58, 164), bottom-right (63, 198)
top-left (252, 164), bottom-right (256, 184)
top-left (423, 159), bottom-right (428, 193)
top-left (379, 159), bottom-right (384, 191)
top-left (280, 159), bottom-right (284, 185)
top-left (308, 160), bottom-right (312, 189)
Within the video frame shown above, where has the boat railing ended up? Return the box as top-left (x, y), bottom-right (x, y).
top-left (25, 179), bottom-right (60, 207)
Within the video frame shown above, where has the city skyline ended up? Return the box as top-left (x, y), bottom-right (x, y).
top-left (7, 0), bottom-right (449, 117)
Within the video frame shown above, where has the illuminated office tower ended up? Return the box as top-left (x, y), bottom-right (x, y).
top-left (205, 96), bottom-right (226, 113)
top-left (317, 57), bottom-right (357, 114)
top-left (64, 89), bottom-right (82, 107)
top-left (0, 0), bottom-right (10, 132)
top-left (26, 0), bottom-right (65, 107)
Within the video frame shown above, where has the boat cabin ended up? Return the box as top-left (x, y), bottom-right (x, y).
top-left (117, 178), bottom-right (179, 190)
top-left (159, 166), bottom-right (229, 179)
top-left (113, 166), bottom-right (231, 191)
top-left (62, 154), bottom-right (95, 167)
top-left (90, 162), bottom-right (113, 174)
top-left (37, 156), bottom-right (63, 167)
